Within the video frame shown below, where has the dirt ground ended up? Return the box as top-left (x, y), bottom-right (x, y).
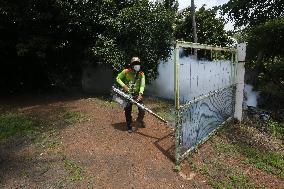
top-left (0, 95), bottom-right (210, 189)
top-left (0, 94), bottom-right (283, 188)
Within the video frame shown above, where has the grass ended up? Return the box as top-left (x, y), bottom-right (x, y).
top-left (211, 172), bottom-right (256, 189)
top-left (194, 159), bottom-right (258, 189)
top-left (35, 129), bottom-right (60, 150)
top-left (213, 136), bottom-right (239, 157)
top-left (0, 107), bottom-right (87, 146)
top-left (241, 145), bottom-right (284, 180)
top-left (211, 123), bottom-right (284, 180)
top-left (30, 108), bottom-right (88, 164)
top-left (63, 111), bottom-right (86, 124)
top-left (187, 122), bottom-right (283, 189)
top-left (267, 120), bottom-right (284, 139)
top-left (64, 159), bottom-right (84, 181)
top-left (0, 113), bottom-right (35, 140)
top-left (56, 108), bottom-right (88, 125)
top-left (213, 133), bottom-right (284, 180)
top-left (0, 107), bottom-right (86, 144)
top-left (95, 96), bottom-right (119, 108)
top-left (144, 97), bottom-right (175, 123)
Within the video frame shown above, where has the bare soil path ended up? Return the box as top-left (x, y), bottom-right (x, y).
top-left (0, 95), bottom-right (208, 188)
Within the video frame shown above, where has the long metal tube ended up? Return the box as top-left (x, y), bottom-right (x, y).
top-left (112, 86), bottom-right (167, 124)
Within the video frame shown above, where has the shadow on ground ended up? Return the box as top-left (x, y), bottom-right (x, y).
top-left (112, 122), bottom-right (128, 131)
top-left (0, 93), bottom-right (93, 188)
top-left (0, 92), bottom-right (112, 112)
top-left (135, 131), bottom-right (176, 162)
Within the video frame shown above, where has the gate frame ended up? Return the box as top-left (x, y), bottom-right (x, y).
top-left (173, 40), bottom-right (245, 168)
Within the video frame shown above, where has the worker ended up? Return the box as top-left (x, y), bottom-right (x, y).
top-left (116, 57), bottom-right (146, 133)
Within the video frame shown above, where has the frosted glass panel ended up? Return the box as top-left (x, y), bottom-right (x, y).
top-left (179, 55), bottom-right (235, 104)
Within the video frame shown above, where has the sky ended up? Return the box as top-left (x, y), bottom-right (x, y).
top-left (177, 0), bottom-right (229, 10)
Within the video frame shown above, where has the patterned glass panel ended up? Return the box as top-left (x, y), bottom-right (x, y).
top-left (179, 87), bottom-right (235, 154)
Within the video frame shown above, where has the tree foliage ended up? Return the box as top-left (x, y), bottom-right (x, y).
top-left (222, 0), bottom-right (284, 28)
top-left (222, 0), bottom-right (284, 60)
top-left (222, 0), bottom-right (284, 109)
top-left (175, 6), bottom-right (232, 46)
top-left (114, 0), bottom-right (176, 79)
top-left (0, 0), bottom-right (176, 92)
top-left (246, 17), bottom-right (284, 60)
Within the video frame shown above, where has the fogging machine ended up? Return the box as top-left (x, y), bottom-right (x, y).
top-left (112, 86), bottom-right (167, 124)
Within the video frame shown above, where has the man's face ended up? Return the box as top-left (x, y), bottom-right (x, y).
top-left (133, 62), bottom-right (141, 71)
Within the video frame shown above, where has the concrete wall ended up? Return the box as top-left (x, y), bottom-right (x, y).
top-left (82, 63), bottom-right (114, 94)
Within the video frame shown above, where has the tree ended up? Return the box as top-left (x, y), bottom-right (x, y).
top-left (222, 0), bottom-right (284, 61)
top-left (85, 0), bottom-right (176, 81)
top-left (222, 0), bottom-right (284, 28)
top-left (243, 17), bottom-right (284, 96)
top-left (221, 0), bottom-right (284, 64)
top-left (164, 0), bottom-right (178, 10)
top-left (246, 17), bottom-right (284, 60)
top-left (113, 0), bottom-right (176, 80)
top-left (175, 6), bottom-right (232, 46)
top-left (222, 0), bottom-right (284, 109)
top-left (0, 0), bottom-right (176, 92)
top-left (0, 0), bottom-right (76, 91)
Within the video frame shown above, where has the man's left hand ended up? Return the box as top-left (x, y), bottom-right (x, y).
top-left (137, 94), bottom-right (143, 102)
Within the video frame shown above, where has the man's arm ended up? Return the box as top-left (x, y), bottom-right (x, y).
top-left (139, 73), bottom-right (145, 94)
top-left (116, 69), bottom-right (129, 92)
top-left (137, 73), bottom-right (145, 101)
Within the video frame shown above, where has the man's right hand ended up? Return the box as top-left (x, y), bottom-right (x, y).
top-left (123, 85), bottom-right (129, 92)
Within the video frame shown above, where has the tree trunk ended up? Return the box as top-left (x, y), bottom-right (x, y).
top-left (191, 0), bottom-right (198, 56)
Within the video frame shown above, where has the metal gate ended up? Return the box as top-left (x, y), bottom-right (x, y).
top-left (174, 41), bottom-right (238, 165)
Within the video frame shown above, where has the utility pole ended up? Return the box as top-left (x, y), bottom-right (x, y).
top-left (191, 0), bottom-right (198, 56)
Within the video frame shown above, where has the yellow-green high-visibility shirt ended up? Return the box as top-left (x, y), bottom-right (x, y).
top-left (116, 68), bottom-right (146, 95)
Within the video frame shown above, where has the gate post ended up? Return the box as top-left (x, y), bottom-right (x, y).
top-left (234, 43), bottom-right (246, 122)
top-left (174, 42), bottom-right (181, 170)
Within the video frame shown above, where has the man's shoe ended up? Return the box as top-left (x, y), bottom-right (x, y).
top-left (128, 128), bottom-right (133, 133)
top-left (136, 120), bottom-right (145, 128)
